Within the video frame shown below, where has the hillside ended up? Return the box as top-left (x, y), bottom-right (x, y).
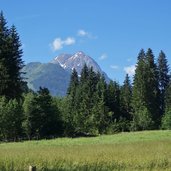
top-left (23, 62), bottom-right (71, 96)
top-left (0, 130), bottom-right (171, 170)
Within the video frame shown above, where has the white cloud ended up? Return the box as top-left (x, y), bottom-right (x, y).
top-left (52, 38), bottom-right (63, 50)
top-left (110, 65), bottom-right (119, 70)
top-left (77, 29), bottom-right (97, 39)
top-left (51, 37), bottom-right (75, 51)
top-left (78, 30), bottom-right (88, 37)
top-left (99, 53), bottom-right (107, 60)
top-left (64, 37), bottom-right (75, 45)
top-left (124, 65), bottom-right (136, 76)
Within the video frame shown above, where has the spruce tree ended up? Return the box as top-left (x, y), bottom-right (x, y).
top-left (145, 48), bottom-right (160, 127)
top-left (23, 87), bottom-right (62, 139)
top-left (67, 68), bottom-right (79, 95)
top-left (65, 68), bottom-right (79, 136)
top-left (132, 49), bottom-right (153, 130)
top-left (164, 81), bottom-right (171, 111)
top-left (106, 80), bottom-right (120, 121)
top-left (157, 51), bottom-right (170, 115)
top-left (92, 75), bottom-right (108, 134)
top-left (120, 74), bottom-right (132, 121)
top-left (0, 11), bottom-right (24, 99)
top-left (161, 82), bottom-right (171, 129)
top-left (0, 12), bottom-right (10, 98)
top-left (22, 92), bottom-right (36, 139)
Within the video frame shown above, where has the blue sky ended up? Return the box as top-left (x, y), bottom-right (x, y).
top-left (1, 0), bottom-right (171, 83)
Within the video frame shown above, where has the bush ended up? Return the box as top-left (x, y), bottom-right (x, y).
top-left (162, 110), bottom-right (171, 129)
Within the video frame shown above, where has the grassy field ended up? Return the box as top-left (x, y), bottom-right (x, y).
top-left (0, 130), bottom-right (171, 171)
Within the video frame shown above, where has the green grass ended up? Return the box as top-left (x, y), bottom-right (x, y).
top-left (0, 130), bottom-right (171, 170)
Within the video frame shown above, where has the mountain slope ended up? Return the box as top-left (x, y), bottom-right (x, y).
top-left (23, 51), bottom-right (110, 96)
top-left (51, 51), bottom-right (102, 74)
top-left (23, 62), bottom-right (70, 96)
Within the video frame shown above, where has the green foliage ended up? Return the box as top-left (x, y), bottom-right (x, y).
top-left (157, 51), bottom-right (170, 116)
top-left (120, 74), bottom-right (132, 121)
top-left (162, 83), bottom-right (171, 129)
top-left (22, 92), bottom-right (36, 139)
top-left (165, 82), bottom-right (171, 111)
top-left (23, 87), bottom-right (63, 139)
top-left (162, 110), bottom-right (171, 129)
top-left (132, 49), bottom-right (160, 130)
top-left (0, 96), bottom-right (23, 140)
top-left (131, 106), bottom-right (153, 131)
top-left (145, 49), bottom-right (160, 126)
top-left (0, 12), bottom-right (24, 99)
top-left (106, 80), bottom-right (121, 121)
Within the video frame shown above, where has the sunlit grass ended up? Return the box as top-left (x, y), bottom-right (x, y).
top-left (0, 130), bottom-right (171, 170)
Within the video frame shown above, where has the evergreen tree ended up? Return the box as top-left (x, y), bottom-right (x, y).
top-left (157, 51), bottom-right (170, 115)
top-left (120, 74), bottom-right (132, 120)
top-left (0, 12), bottom-right (10, 98)
top-left (0, 96), bottom-right (8, 139)
top-left (145, 48), bottom-right (160, 127)
top-left (106, 80), bottom-right (120, 121)
top-left (80, 64), bottom-right (89, 84)
top-left (67, 68), bottom-right (79, 95)
top-left (165, 81), bottom-right (171, 111)
top-left (0, 97), bottom-right (23, 140)
top-left (0, 11), bottom-right (24, 99)
top-left (132, 49), bottom-right (154, 130)
top-left (23, 87), bottom-right (62, 139)
top-left (64, 69), bottom-right (79, 136)
top-left (22, 92), bottom-right (36, 139)
top-left (161, 82), bottom-right (171, 129)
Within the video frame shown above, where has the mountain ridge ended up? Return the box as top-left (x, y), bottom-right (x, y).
top-left (23, 51), bottom-right (110, 96)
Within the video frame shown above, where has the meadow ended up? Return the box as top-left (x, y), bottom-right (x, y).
top-left (0, 130), bottom-right (171, 171)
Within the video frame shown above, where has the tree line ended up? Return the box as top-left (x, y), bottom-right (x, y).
top-left (0, 12), bottom-right (171, 141)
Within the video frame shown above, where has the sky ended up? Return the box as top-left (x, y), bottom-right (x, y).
top-left (1, 0), bottom-right (171, 83)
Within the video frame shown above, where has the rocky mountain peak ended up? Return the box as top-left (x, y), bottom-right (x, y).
top-left (51, 51), bottom-right (102, 74)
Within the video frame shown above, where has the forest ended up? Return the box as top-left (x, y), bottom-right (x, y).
top-left (0, 11), bottom-right (171, 141)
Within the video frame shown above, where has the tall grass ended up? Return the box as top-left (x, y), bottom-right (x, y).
top-left (0, 130), bottom-right (171, 170)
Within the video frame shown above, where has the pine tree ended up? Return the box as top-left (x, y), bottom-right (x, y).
top-left (92, 75), bottom-right (108, 134)
top-left (120, 74), bottom-right (132, 125)
top-left (64, 69), bottom-right (79, 136)
top-left (23, 87), bottom-right (62, 139)
top-left (161, 82), bottom-right (171, 129)
top-left (145, 48), bottom-right (160, 127)
top-left (157, 51), bottom-right (170, 115)
top-left (165, 81), bottom-right (171, 111)
top-left (106, 80), bottom-right (120, 121)
top-left (0, 12), bottom-right (10, 98)
top-left (22, 92), bottom-right (36, 139)
top-left (67, 68), bottom-right (79, 95)
top-left (0, 11), bottom-right (24, 99)
top-left (80, 64), bottom-right (89, 84)
top-left (132, 49), bottom-right (153, 130)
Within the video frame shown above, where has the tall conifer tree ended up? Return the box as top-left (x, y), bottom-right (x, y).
top-left (120, 74), bottom-right (132, 120)
top-left (157, 51), bottom-right (170, 115)
top-left (132, 49), bottom-right (153, 130)
top-left (0, 11), bottom-right (24, 99)
top-left (145, 48), bottom-right (160, 127)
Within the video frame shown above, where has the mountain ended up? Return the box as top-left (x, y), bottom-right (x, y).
top-left (23, 62), bottom-right (70, 96)
top-left (51, 51), bottom-right (102, 74)
top-left (23, 51), bottom-right (110, 96)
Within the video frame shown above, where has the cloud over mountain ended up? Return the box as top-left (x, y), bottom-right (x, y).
top-left (51, 37), bottom-right (75, 51)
